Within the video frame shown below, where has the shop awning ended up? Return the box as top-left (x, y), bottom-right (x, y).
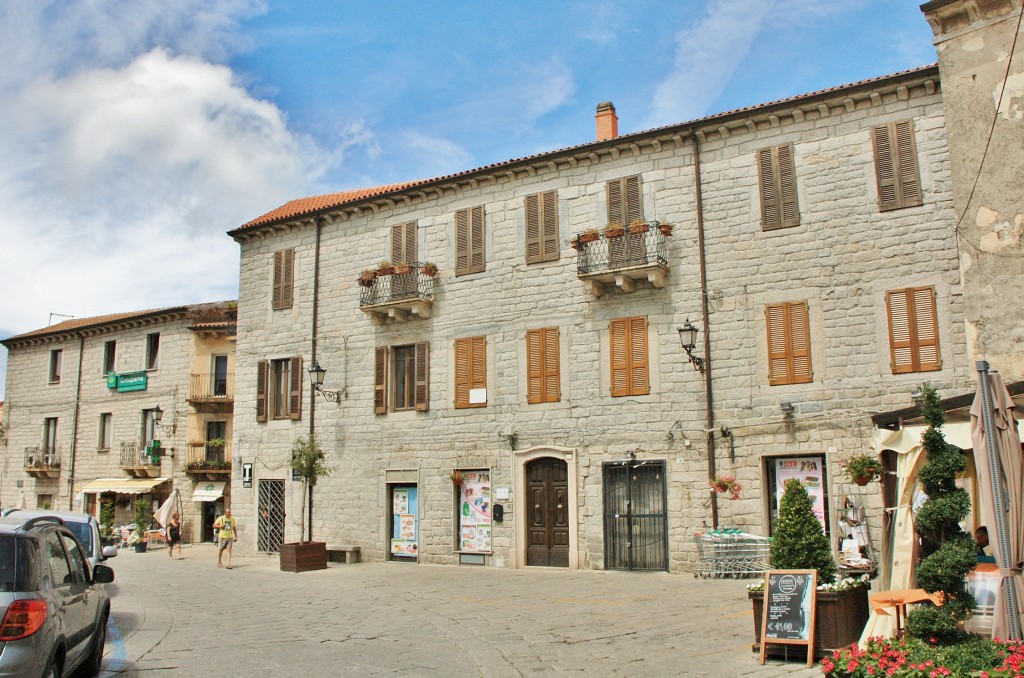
top-left (80, 478), bottom-right (169, 495)
top-left (191, 481), bottom-right (226, 503)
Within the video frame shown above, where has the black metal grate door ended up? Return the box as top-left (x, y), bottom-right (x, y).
top-left (257, 479), bottom-right (286, 553)
top-left (603, 461), bottom-right (667, 571)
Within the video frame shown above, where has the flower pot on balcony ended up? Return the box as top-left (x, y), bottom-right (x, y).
top-left (394, 263), bottom-right (413, 275)
top-left (279, 541), bottom-right (328, 572)
top-left (420, 262), bottom-right (438, 276)
top-left (358, 270), bottom-right (376, 287)
top-left (579, 230), bottom-right (600, 243)
top-left (628, 221), bottom-right (650, 234)
top-left (604, 227), bottom-right (625, 239)
top-left (658, 223), bottom-right (674, 236)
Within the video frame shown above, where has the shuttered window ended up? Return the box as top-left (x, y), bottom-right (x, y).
top-left (526, 328), bottom-right (560, 403)
top-left (887, 287), bottom-right (941, 374)
top-left (455, 336), bottom-right (487, 408)
top-left (391, 222), bottom-right (418, 265)
top-left (606, 176), bottom-right (643, 226)
top-left (455, 206), bottom-right (485, 275)
top-left (872, 120), bottom-right (923, 212)
top-left (256, 356), bottom-right (302, 421)
top-left (256, 360), bottom-right (267, 421)
top-left (757, 144), bottom-right (800, 230)
top-left (525, 191), bottom-right (559, 264)
top-left (272, 249), bottom-right (295, 309)
top-left (374, 343), bottom-right (429, 414)
top-left (765, 301), bottom-right (813, 385)
top-left (610, 317), bottom-right (649, 397)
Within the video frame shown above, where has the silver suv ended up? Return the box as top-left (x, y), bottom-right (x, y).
top-left (2, 510), bottom-right (117, 570)
top-left (0, 514), bottom-right (114, 678)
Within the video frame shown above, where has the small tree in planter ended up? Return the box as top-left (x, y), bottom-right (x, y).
top-left (280, 436), bottom-right (332, 572)
top-left (99, 499), bottom-right (116, 545)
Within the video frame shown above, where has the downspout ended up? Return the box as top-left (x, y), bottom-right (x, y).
top-left (308, 216), bottom-right (323, 543)
top-left (691, 132), bottom-right (718, 529)
top-left (67, 332), bottom-right (85, 510)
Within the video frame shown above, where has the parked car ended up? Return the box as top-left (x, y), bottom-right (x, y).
top-left (2, 509), bottom-right (117, 568)
top-left (0, 513), bottom-right (115, 677)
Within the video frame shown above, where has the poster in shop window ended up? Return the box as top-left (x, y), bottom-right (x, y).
top-left (458, 471), bottom-right (491, 553)
top-left (775, 457), bottom-right (826, 529)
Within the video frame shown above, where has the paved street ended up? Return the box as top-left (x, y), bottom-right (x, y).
top-left (99, 543), bottom-right (823, 677)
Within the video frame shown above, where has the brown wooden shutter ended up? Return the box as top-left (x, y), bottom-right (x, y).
top-left (610, 317), bottom-right (648, 397)
top-left (414, 342), bottom-right (430, 411)
top-left (525, 194), bottom-right (541, 263)
top-left (758, 148), bottom-right (780, 229)
top-left (894, 121), bottom-right (922, 208)
top-left (887, 287), bottom-right (941, 373)
top-left (391, 222), bottom-right (417, 265)
top-left (455, 207), bottom-right (485, 275)
top-left (606, 176), bottom-right (643, 225)
top-left (272, 249), bottom-right (294, 309)
top-left (874, 121), bottom-right (922, 212)
top-left (524, 192), bottom-right (559, 264)
top-left (766, 302), bottom-right (812, 385)
top-left (628, 317), bottom-right (649, 395)
top-left (272, 251), bottom-right (284, 309)
top-left (374, 347), bottom-right (388, 414)
top-left (758, 145), bottom-right (799, 230)
top-left (288, 356), bottom-right (303, 419)
top-left (527, 328), bottom-right (560, 404)
top-left (610, 319), bottom-right (629, 396)
top-left (455, 337), bottom-right (486, 408)
top-left (256, 360), bottom-right (268, 422)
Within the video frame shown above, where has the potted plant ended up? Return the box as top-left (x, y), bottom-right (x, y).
top-left (375, 260), bottom-right (394, 276)
top-left (420, 262), bottom-right (438, 276)
top-left (604, 222), bottom-right (625, 238)
top-left (578, 228), bottom-right (600, 243)
top-left (657, 222), bottom-right (674, 236)
top-left (708, 474), bottom-right (742, 499)
top-left (842, 454), bottom-right (884, 486)
top-left (100, 499), bottom-right (116, 547)
top-left (280, 436), bottom-right (332, 573)
top-left (358, 269), bottom-right (376, 287)
top-left (748, 479), bottom-right (869, 659)
top-left (628, 218), bottom-right (650, 234)
top-left (394, 261), bottom-right (413, 275)
top-left (130, 499), bottom-right (152, 552)
top-left (449, 470), bottom-right (465, 485)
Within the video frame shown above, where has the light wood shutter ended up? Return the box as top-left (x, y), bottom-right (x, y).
top-left (873, 120), bottom-right (922, 212)
top-left (610, 317), bottom-right (649, 397)
top-left (288, 356), bottom-right (303, 420)
top-left (887, 287), bottom-right (941, 373)
top-left (525, 191), bottom-right (559, 264)
top-left (766, 302), bottom-right (813, 385)
top-left (606, 176), bottom-right (643, 225)
top-left (391, 222), bottom-right (418, 265)
top-left (374, 347), bottom-right (388, 414)
top-left (526, 328), bottom-right (560, 403)
top-left (455, 336), bottom-right (487, 408)
top-left (256, 360), bottom-right (268, 422)
top-left (455, 206), bottom-right (485, 275)
top-left (272, 249), bottom-right (294, 309)
top-left (414, 342), bottom-right (430, 411)
top-left (758, 144), bottom-right (800, 230)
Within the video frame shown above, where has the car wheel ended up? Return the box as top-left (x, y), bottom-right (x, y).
top-left (77, 611), bottom-right (108, 677)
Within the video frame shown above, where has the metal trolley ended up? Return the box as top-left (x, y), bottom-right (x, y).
top-left (694, 530), bottom-right (771, 578)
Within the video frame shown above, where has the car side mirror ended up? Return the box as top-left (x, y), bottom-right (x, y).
top-left (101, 545), bottom-right (118, 559)
top-left (93, 564), bottom-right (115, 584)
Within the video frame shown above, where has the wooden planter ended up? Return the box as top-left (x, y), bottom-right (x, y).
top-left (279, 541), bottom-right (328, 573)
top-left (749, 586), bottom-right (870, 660)
top-left (629, 222), bottom-right (650, 234)
top-left (579, 232), bottom-right (600, 243)
top-left (604, 228), bottom-right (625, 239)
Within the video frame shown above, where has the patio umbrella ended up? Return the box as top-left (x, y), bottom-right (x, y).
top-left (153, 489), bottom-right (180, 528)
top-left (970, 363), bottom-right (1023, 640)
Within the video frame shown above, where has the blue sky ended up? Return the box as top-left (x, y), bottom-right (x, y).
top-left (0, 1), bottom-right (937, 398)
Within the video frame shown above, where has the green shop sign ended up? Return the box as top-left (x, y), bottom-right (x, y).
top-left (106, 371), bottom-right (117, 389)
top-left (117, 371), bottom-right (148, 393)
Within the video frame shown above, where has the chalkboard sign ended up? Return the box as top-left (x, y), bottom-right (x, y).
top-left (759, 569), bottom-right (818, 667)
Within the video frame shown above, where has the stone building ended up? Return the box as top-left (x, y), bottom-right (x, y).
top-left (0, 303), bottom-right (237, 541)
top-left (228, 61), bottom-right (975, 572)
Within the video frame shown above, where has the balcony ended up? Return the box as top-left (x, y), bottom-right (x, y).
top-left (24, 446), bottom-right (61, 479)
top-left (184, 442), bottom-right (233, 481)
top-left (120, 441), bottom-right (161, 478)
top-left (359, 262), bottom-right (436, 323)
top-left (188, 372), bottom-right (234, 404)
top-left (573, 223), bottom-right (671, 297)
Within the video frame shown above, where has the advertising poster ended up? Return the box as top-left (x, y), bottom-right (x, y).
top-left (775, 457), bottom-right (826, 529)
top-left (458, 470), bottom-right (492, 553)
top-left (391, 487), bottom-right (418, 558)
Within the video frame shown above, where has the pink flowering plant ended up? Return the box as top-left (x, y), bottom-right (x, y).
top-left (820, 635), bottom-right (1019, 677)
top-left (708, 474), bottom-right (741, 499)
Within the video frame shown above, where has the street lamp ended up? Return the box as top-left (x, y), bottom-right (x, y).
top-left (677, 319), bottom-right (705, 374)
top-left (307, 361), bottom-right (342, 402)
top-left (152, 405), bottom-right (175, 435)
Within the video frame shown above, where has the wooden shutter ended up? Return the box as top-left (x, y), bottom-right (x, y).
top-left (272, 249), bottom-right (294, 309)
top-left (527, 328), bottom-right (560, 404)
top-left (873, 121), bottom-right (922, 212)
top-left (887, 287), bottom-right (941, 373)
top-left (455, 337), bottom-right (486, 408)
top-left (374, 347), bottom-right (388, 414)
top-left (610, 317), bottom-right (649, 397)
top-left (414, 342), bottom-right (430, 411)
top-left (256, 360), bottom-right (268, 422)
top-left (766, 302), bottom-right (813, 385)
top-left (455, 206), bottom-right (485, 275)
top-left (391, 222), bottom-right (418, 265)
top-left (606, 176), bottom-right (643, 225)
top-left (525, 191), bottom-right (559, 264)
top-left (758, 144), bottom-right (800, 230)
top-left (288, 356), bottom-right (303, 420)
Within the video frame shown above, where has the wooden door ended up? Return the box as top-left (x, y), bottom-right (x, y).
top-left (526, 458), bottom-right (569, 567)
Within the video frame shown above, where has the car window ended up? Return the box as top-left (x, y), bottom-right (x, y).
top-left (0, 535), bottom-right (34, 592)
top-left (46, 532), bottom-right (73, 587)
top-left (63, 520), bottom-right (93, 555)
top-left (59, 532), bottom-right (89, 584)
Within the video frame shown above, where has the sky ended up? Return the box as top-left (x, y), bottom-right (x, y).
top-left (0, 0), bottom-right (938, 398)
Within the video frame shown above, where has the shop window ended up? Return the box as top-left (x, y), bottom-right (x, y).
top-left (765, 455), bottom-right (830, 536)
top-left (453, 469), bottom-right (492, 553)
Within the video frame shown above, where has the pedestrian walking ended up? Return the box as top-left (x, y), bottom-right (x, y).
top-left (166, 512), bottom-right (183, 559)
top-left (213, 508), bottom-right (237, 569)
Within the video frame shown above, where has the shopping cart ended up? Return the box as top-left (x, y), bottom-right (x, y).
top-left (695, 529), bottom-right (771, 578)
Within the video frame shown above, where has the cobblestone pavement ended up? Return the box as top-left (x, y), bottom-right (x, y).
top-left (99, 544), bottom-right (824, 677)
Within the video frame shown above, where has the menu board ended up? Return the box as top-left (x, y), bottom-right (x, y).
top-left (759, 569), bottom-right (817, 667)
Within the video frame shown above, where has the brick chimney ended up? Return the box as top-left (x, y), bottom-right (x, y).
top-left (595, 101), bottom-right (618, 141)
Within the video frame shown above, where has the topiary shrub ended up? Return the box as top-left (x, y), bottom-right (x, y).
top-left (770, 479), bottom-right (837, 585)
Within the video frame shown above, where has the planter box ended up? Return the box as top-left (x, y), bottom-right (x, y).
top-left (749, 586), bottom-right (869, 660)
top-left (279, 541), bottom-right (328, 573)
top-left (134, 542), bottom-right (148, 553)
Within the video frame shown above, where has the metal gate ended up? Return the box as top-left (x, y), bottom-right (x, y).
top-left (603, 460), bottom-right (668, 571)
top-left (257, 479), bottom-right (286, 553)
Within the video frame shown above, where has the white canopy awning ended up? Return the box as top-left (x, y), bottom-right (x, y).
top-left (191, 481), bottom-right (226, 503)
top-left (80, 477), bottom-right (169, 495)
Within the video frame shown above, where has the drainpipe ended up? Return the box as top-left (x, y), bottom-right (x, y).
top-left (307, 217), bottom-right (324, 543)
top-left (690, 132), bottom-right (718, 529)
top-left (67, 332), bottom-right (85, 510)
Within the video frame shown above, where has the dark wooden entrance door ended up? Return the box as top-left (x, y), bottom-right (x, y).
top-left (526, 457), bottom-right (569, 567)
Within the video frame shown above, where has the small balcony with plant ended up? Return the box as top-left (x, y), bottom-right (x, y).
top-left (358, 260), bottom-right (437, 323)
top-left (24, 446), bottom-right (61, 479)
top-left (571, 220), bottom-right (672, 296)
top-left (185, 439), bottom-right (232, 480)
top-left (188, 372), bottom-right (234, 404)
top-left (120, 441), bottom-right (162, 478)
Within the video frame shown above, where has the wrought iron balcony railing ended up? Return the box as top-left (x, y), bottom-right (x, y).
top-left (120, 441), bottom-right (159, 467)
top-left (188, 372), bottom-right (234, 402)
top-left (573, 224), bottom-right (671, 296)
top-left (24, 446), bottom-right (61, 469)
top-left (359, 262), bottom-right (436, 322)
top-left (185, 441), bottom-right (233, 470)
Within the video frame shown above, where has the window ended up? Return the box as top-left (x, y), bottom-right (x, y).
top-left (526, 328), bottom-right (560, 403)
top-left (142, 409), bottom-right (159, 446)
top-left (887, 287), bottom-right (941, 373)
top-left (98, 413), bottom-right (112, 451)
top-left (212, 355), bottom-right (229, 396)
top-left (391, 221), bottom-right (418, 265)
top-left (49, 349), bottom-right (62, 383)
top-left (103, 340), bottom-right (116, 375)
top-left (256, 357), bottom-right (303, 421)
top-left (765, 301), bottom-right (813, 385)
top-left (45, 532), bottom-right (72, 587)
top-left (525, 191), bottom-right (559, 264)
top-left (42, 418), bottom-right (58, 454)
top-left (455, 206), bottom-right (485, 275)
top-left (145, 332), bottom-right (160, 370)
top-left (872, 120), bottom-right (922, 212)
top-left (59, 533), bottom-right (88, 585)
top-left (757, 144), bottom-right (800, 230)
top-left (607, 175), bottom-right (643, 225)
top-left (272, 248), bottom-right (295, 309)
top-left (36, 494), bottom-right (54, 511)
top-left (609, 317), bottom-right (649, 397)
top-left (454, 337), bottom-right (487, 408)
top-left (374, 343), bottom-right (429, 414)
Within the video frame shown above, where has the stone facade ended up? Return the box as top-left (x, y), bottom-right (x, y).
top-left (230, 66), bottom-right (974, 573)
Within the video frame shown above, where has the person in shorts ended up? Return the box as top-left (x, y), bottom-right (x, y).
top-left (213, 508), bottom-right (237, 569)
top-left (166, 512), bottom-right (183, 559)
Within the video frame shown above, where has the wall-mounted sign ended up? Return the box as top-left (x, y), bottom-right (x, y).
top-left (116, 371), bottom-right (148, 393)
top-left (242, 463), bottom-right (253, 488)
top-left (106, 371), bottom-right (117, 389)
